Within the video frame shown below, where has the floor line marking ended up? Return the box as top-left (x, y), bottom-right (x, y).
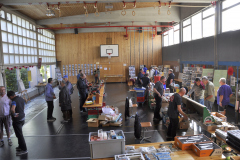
top-left (55, 123), bottom-right (64, 135)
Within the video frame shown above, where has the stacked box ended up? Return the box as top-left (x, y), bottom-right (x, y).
top-left (226, 130), bottom-right (240, 152)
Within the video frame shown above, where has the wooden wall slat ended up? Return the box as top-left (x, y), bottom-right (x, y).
top-left (56, 31), bottom-right (162, 83)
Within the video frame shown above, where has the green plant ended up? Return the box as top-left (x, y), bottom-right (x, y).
top-left (20, 68), bottom-right (29, 89)
top-left (5, 69), bottom-right (18, 92)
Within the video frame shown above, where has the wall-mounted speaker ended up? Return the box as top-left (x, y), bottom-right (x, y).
top-left (74, 28), bottom-right (78, 34)
top-left (138, 27), bottom-right (142, 33)
top-left (157, 31), bottom-right (162, 35)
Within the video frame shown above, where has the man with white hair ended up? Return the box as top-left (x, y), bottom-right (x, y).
top-left (217, 78), bottom-right (233, 115)
top-left (202, 76), bottom-right (215, 112)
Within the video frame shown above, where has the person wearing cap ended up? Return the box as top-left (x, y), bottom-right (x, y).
top-left (166, 69), bottom-right (175, 93)
top-left (59, 75), bottom-right (73, 118)
top-left (202, 76), bottom-right (215, 112)
top-left (45, 78), bottom-right (56, 121)
top-left (59, 80), bottom-right (72, 123)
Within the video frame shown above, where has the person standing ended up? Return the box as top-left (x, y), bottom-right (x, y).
top-left (166, 69), bottom-right (175, 93)
top-left (77, 70), bottom-right (82, 80)
top-left (142, 73), bottom-right (150, 88)
top-left (187, 78), bottom-right (205, 105)
top-left (217, 78), bottom-right (233, 115)
top-left (59, 80), bottom-right (72, 123)
top-left (143, 65), bottom-right (147, 74)
top-left (7, 91), bottom-right (28, 156)
top-left (149, 67), bottom-right (154, 81)
top-left (137, 69), bottom-right (144, 87)
top-left (153, 76), bottom-right (166, 121)
top-left (202, 76), bottom-right (215, 112)
top-left (0, 86), bottom-right (12, 147)
top-left (59, 75), bottom-right (73, 118)
top-left (94, 68), bottom-right (100, 84)
top-left (77, 73), bottom-right (88, 112)
top-left (45, 78), bottom-right (56, 121)
top-left (167, 88), bottom-right (188, 140)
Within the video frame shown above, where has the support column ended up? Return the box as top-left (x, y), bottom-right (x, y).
top-left (214, 1), bottom-right (221, 69)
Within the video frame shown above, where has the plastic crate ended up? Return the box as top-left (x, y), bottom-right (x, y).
top-left (137, 92), bottom-right (145, 97)
top-left (137, 97), bottom-right (145, 102)
top-left (88, 115), bottom-right (99, 119)
top-left (89, 130), bottom-right (125, 159)
top-left (134, 87), bottom-right (146, 92)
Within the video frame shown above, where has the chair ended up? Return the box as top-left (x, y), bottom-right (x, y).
top-left (129, 102), bottom-right (138, 118)
top-left (140, 122), bottom-right (152, 143)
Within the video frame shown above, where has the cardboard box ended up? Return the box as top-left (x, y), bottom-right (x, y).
top-left (211, 112), bottom-right (227, 122)
top-left (102, 123), bottom-right (110, 127)
top-left (87, 118), bottom-right (99, 127)
top-left (175, 134), bottom-right (212, 150)
top-left (179, 118), bottom-right (190, 129)
top-left (202, 123), bottom-right (219, 131)
top-left (192, 142), bottom-right (222, 157)
top-left (109, 121), bottom-right (122, 127)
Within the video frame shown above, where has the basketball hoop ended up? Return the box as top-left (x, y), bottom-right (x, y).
top-left (108, 53), bottom-right (111, 59)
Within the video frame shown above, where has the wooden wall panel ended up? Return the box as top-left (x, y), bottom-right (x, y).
top-left (55, 31), bottom-right (162, 84)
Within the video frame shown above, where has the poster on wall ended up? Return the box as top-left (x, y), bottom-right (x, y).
top-left (97, 65), bottom-right (99, 69)
top-left (66, 71), bottom-right (68, 76)
top-left (94, 64), bottom-right (96, 70)
top-left (100, 65), bottom-right (102, 69)
top-left (81, 64), bottom-right (83, 70)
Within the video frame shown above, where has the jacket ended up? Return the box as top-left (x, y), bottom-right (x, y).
top-left (77, 78), bottom-right (88, 96)
top-left (45, 83), bottom-right (55, 101)
top-left (59, 86), bottom-right (72, 111)
top-left (59, 81), bottom-right (73, 95)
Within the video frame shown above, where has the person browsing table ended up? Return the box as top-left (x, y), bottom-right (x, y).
top-left (167, 88), bottom-right (188, 140)
top-left (202, 76), bottom-right (215, 112)
top-left (217, 78), bottom-right (233, 115)
top-left (153, 76), bottom-right (166, 122)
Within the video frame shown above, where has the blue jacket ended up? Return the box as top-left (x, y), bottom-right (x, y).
top-left (143, 67), bottom-right (147, 73)
top-left (45, 83), bottom-right (55, 101)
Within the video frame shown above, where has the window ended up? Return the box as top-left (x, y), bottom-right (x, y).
top-left (192, 13), bottom-right (202, 40)
top-left (203, 16), bottom-right (215, 37)
top-left (168, 29), bottom-right (173, 46)
top-left (163, 32), bottom-right (169, 47)
top-left (222, 0), bottom-right (240, 9)
top-left (0, 10), bottom-right (5, 19)
top-left (6, 13), bottom-right (11, 21)
top-left (183, 18), bottom-right (192, 42)
top-left (222, 2), bottom-right (240, 32)
top-left (174, 24), bottom-right (180, 44)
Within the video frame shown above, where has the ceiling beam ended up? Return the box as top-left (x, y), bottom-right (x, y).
top-left (37, 7), bottom-right (180, 26)
top-left (1, 0), bottom-right (214, 5)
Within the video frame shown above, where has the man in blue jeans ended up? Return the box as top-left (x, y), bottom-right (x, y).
top-left (45, 78), bottom-right (56, 121)
top-left (7, 91), bottom-right (28, 156)
top-left (217, 78), bottom-right (233, 115)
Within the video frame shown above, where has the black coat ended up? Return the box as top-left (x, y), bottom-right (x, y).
top-left (59, 86), bottom-right (72, 111)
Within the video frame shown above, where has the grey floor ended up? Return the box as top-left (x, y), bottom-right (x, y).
top-left (0, 83), bottom-right (238, 160)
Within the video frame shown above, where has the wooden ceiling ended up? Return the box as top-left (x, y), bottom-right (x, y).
top-left (9, 2), bottom-right (175, 20)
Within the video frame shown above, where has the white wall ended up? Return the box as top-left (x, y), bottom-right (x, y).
top-left (29, 66), bottom-right (38, 88)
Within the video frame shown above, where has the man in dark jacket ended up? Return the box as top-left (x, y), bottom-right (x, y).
top-left (77, 73), bottom-right (88, 112)
top-left (59, 75), bottom-right (73, 118)
top-left (7, 91), bottom-right (28, 156)
top-left (166, 69), bottom-right (175, 93)
top-left (59, 80), bottom-right (72, 123)
top-left (137, 69), bottom-right (144, 87)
